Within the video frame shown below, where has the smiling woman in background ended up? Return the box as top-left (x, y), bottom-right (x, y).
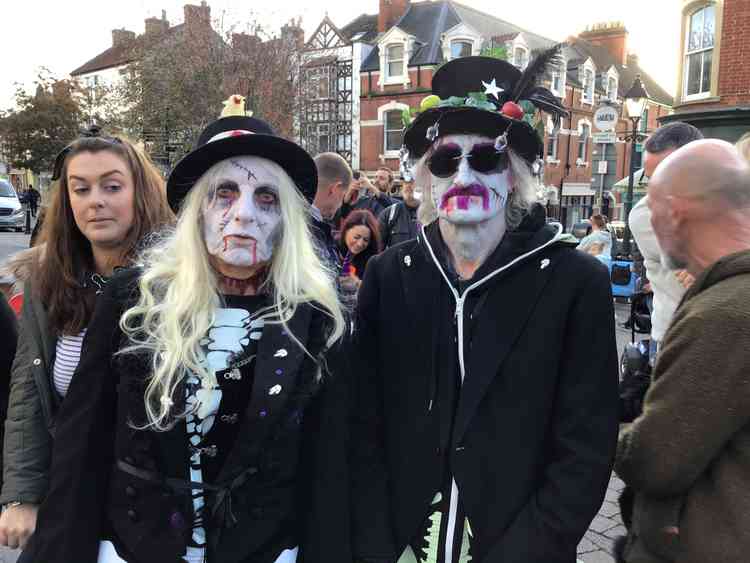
top-left (0, 129), bottom-right (174, 550)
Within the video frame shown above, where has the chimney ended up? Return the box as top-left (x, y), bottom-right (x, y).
top-left (378, 0), bottom-right (410, 33)
top-left (579, 21), bottom-right (628, 66)
top-left (281, 22), bottom-right (305, 50)
top-left (184, 1), bottom-right (211, 32)
top-left (232, 32), bottom-right (262, 53)
top-left (144, 14), bottom-right (170, 36)
top-left (111, 28), bottom-right (136, 47)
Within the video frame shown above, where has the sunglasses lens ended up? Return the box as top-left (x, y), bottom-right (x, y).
top-left (470, 145), bottom-right (507, 174)
top-left (428, 146), bottom-right (462, 178)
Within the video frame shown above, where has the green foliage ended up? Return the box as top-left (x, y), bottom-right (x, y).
top-left (0, 69), bottom-right (82, 173)
top-left (480, 45), bottom-right (509, 61)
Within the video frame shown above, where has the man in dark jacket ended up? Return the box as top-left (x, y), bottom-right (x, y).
top-left (378, 178), bottom-right (420, 249)
top-left (351, 51), bottom-right (619, 563)
top-left (615, 140), bottom-right (750, 563)
top-left (312, 152), bottom-right (352, 270)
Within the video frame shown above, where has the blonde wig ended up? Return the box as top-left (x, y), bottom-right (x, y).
top-left (120, 158), bottom-right (345, 430)
top-left (415, 144), bottom-right (538, 230)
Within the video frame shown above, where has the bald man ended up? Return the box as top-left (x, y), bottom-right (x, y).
top-left (615, 140), bottom-right (750, 563)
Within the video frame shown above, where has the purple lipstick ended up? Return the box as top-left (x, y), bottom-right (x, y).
top-left (440, 183), bottom-right (490, 211)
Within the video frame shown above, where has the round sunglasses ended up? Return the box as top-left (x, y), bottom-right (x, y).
top-left (427, 142), bottom-right (509, 178)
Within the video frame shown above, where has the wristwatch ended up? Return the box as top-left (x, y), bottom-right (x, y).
top-left (1, 501), bottom-right (22, 512)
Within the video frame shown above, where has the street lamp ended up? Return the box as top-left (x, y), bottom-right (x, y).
top-left (622, 74), bottom-right (649, 257)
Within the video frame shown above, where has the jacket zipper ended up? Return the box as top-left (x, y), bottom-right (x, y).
top-left (420, 223), bottom-right (562, 562)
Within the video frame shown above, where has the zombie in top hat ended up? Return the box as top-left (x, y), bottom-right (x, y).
top-left (19, 103), bottom-right (352, 563)
top-left (351, 47), bottom-right (619, 563)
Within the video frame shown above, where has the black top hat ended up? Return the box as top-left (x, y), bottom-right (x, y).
top-left (167, 115), bottom-right (317, 212)
top-left (403, 45), bottom-right (568, 163)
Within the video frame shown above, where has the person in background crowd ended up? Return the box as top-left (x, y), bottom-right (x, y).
top-left (736, 132), bottom-right (750, 163)
top-left (312, 152), bottom-right (352, 270)
top-left (351, 50), bottom-right (618, 563)
top-left (628, 122), bottom-right (703, 365)
top-left (0, 129), bottom-right (174, 551)
top-left (339, 209), bottom-right (382, 290)
top-left (18, 111), bottom-right (350, 563)
top-left (340, 168), bottom-right (397, 220)
top-left (0, 297), bottom-right (18, 484)
top-left (576, 214), bottom-right (612, 257)
top-left (378, 178), bottom-right (421, 250)
top-left (25, 185), bottom-right (40, 218)
top-left (616, 139), bottom-right (750, 563)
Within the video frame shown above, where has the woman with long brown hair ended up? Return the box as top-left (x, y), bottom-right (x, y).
top-left (0, 129), bottom-right (174, 550)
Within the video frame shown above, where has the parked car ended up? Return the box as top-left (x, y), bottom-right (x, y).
top-left (0, 180), bottom-right (25, 232)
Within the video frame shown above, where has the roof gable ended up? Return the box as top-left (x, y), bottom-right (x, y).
top-left (306, 16), bottom-right (350, 50)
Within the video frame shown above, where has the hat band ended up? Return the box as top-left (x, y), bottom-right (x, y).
top-left (207, 130), bottom-right (255, 143)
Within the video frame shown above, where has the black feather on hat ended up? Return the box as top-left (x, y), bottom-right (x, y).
top-left (403, 44), bottom-right (568, 163)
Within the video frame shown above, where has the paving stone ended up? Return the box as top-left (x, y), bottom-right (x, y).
top-left (580, 551), bottom-right (616, 563)
top-left (598, 500), bottom-right (620, 517)
top-left (588, 515), bottom-right (620, 533)
top-left (604, 524), bottom-right (628, 539)
top-left (605, 488), bottom-right (622, 503)
top-left (577, 537), bottom-right (598, 553)
top-left (589, 531), bottom-right (617, 553)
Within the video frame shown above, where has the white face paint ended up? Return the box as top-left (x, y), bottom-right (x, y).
top-left (203, 156), bottom-right (282, 275)
top-left (428, 134), bottom-right (512, 225)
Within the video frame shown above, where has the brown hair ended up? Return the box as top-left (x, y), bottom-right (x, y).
top-left (376, 166), bottom-right (394, 185)
top-left (36, 135), bottom-right (175, 334)
top-left (590, 214), bottom-right (607, 229)
top-left (314, 152), bottom-right (353, 190)
top-left (340, 209), bottom-right (383, 256)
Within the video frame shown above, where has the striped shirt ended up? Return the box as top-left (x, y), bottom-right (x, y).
top-left (53, 330), bottom-right (86, 397)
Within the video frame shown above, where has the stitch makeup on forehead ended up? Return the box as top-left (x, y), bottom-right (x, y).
top-left (203, 156), bottom-right (283, 272)
top-left (230, 160), bottom-right (257, 182)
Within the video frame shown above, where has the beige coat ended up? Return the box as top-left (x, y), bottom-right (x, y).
top-left (616, 250), bottom-right (750, 563)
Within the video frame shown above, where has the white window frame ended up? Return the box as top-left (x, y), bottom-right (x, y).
top-left (440, 24), bottom-right (481, 63)
top-left (577, 120), bottom-right (592, 165)
top-left (546, 116), bottom-right (560, 163)
top-left (513, 45), bottom-right (530, 70)
top-left (385, 43), bottom-right (405, 80)
top-left (377, 101), bottom-right (410, 158)
top-left (605, 67), bottom-right (619, 101)
top-left (450, 39), bottom-right (474, 60)
top-left (581, 62), bottom-right (596, 105)
top-left (683, 4), bottom-right (716, 101)
top-left (550, 58), bottom-right (567, 98)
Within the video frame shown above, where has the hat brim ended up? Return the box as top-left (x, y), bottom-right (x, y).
top-left (403, 107), bottom-right (542, 163)
top-left (166, 134), bottom-right (317, 213)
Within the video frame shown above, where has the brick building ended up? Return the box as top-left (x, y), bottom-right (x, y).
top-left (661, 0), bottom-right (750, 141)
top-left (317, 2), bottom-right (673, 227)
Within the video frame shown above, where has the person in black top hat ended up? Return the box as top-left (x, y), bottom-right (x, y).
top-left (19, 103), bottom-right (351, 563)
top-left (351, 47), bottom-right (619, 563)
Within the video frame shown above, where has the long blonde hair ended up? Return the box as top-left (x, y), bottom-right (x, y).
top-left (120, 158), bottom-right (344, 430)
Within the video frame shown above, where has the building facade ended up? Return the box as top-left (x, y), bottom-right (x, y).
top-left (314, 2), bottom-right (673, 227)
top-left (661, 0), bottom-right (750, 141)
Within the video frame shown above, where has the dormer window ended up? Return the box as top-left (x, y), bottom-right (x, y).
top-left (386, 44), bottom-right (405, 78)
top-left (451, 40), bottom-right (473, 60)
top-left (513, 46), bottom-right (529, 69)
top-left (582, 67), bottom-right (595, 103)
top-left (550, 60), bottom-right (567, 98)
top-left (607, 75), bottom-right (618, 100)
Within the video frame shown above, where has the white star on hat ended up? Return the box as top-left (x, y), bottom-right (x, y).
top-left (482, 78), bottom-right (504, 99)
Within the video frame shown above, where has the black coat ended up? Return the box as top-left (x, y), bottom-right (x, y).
top-left (0, 297), bottom-right (18, 482)
top-left (20, 270), bottom-right (351, 563)
top-left (351, 221), bottom-right (619, 562)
